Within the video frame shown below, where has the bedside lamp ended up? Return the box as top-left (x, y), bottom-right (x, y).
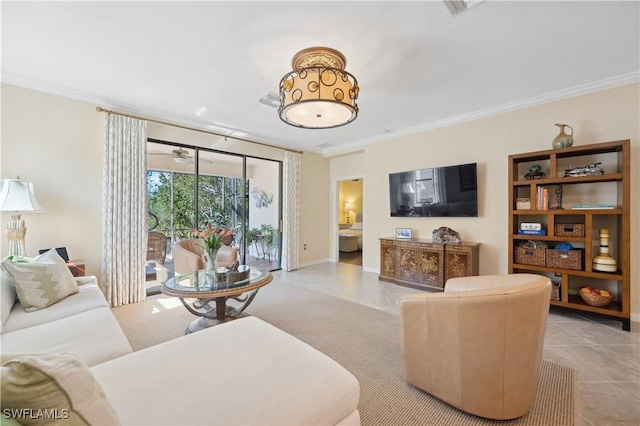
top-left (344, 202), bottom-right (353, 224)
top-left (0, 178), bottom-right (45, 256)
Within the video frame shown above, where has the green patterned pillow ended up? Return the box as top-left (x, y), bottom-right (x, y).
top-left (0, 250), bottom-right (78, 312)
top-left (1, 353), bottom-right (121, 425)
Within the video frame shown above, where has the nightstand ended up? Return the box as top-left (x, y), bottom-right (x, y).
top-left (338, 223), bottom-right (351, 230)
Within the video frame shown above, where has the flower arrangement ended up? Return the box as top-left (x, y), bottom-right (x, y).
top-left (192, 225), bottom-right (236, 251)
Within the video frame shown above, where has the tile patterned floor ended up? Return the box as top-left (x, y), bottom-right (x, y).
top-left (274, 262), bottom-right (640, 426)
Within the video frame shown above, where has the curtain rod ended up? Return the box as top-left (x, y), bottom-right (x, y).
top-left (95, 106), bottom-right (303, 154)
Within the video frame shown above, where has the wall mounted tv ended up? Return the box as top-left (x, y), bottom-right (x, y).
top-left (389, 163), bottom-right (478, 217)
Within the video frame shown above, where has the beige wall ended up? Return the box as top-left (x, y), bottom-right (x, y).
top-left (0, 84), bottom-right (328, 274)
top-left (299, 152), bottom-right (331, 265)
top-left (2, 83), bottom-right (638, 319)
top-left (329, 84), bottom-right (639, 320)
top-left (1, 84), bottom-right (104, 275)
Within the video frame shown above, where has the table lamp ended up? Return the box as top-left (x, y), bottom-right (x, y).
top-left (0, 178), bottom-right (45, 256)
top-left (344, 202), bottom-right (353, 224)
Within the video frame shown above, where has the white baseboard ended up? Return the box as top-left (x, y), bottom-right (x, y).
top-left (298, 258), bottom-right (332, 269)
top-left (363, 266), bottom-right (379, 274)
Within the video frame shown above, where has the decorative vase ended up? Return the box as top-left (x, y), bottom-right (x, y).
top-left (593, 229), bottom-right (617, 272)
top-left (552, 124), bottom-right (574, 149)
top-left (204, 248), bottom-right (219, 275)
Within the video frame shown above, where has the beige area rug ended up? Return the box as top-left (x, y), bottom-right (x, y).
top-left (113, 281), bottom-right (576, 426)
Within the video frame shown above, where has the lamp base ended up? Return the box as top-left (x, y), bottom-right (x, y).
top-left (6, 213), bottom-right (27, 256)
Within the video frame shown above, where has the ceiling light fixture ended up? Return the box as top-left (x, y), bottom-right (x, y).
top-left (278, 47), bottom-right (359, 129)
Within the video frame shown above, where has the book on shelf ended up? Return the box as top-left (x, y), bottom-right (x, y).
top-left (517, 229), bottom-right (547, 236)
top-left (571, 203), bottom-right (614, 210)
top-left (536, 186), bottom-right (549, 210)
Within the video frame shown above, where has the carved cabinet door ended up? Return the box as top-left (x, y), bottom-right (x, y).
top-left (444, 244), bottom-right (474, 283)
top-left (379, 240), bottom-right (396, 280)
top-left (397, 243), bottom-right (420, 284)
top-left (418, 244), bottom-right (445, 289)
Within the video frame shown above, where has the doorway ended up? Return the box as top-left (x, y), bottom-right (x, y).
top-left (338, 178), bottom-right (363, 266)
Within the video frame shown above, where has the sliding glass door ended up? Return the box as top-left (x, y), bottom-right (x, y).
top-left (145, 141), bottom-right (281, 286)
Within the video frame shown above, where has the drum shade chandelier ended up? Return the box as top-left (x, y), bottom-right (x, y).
top-left (279, 47), bottom-right (359, 129)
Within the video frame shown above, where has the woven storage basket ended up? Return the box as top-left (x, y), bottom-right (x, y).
top-left (515, 247), bottom-right (546, 266)
top-left (579, 289), bottom-right (614, 307)
top-left (554, 223), bottom-right (585, 237)
top-left (546, 249), bottom-right (583, 270)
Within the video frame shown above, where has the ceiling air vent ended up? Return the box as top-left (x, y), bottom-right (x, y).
top-left (444, 0), bottom-right (483, 16)
top-left (259, 92), bottom-right (280, 108)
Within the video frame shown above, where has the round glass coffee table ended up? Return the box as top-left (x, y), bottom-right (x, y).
top-left (161, 266), bottom-right (272, 334)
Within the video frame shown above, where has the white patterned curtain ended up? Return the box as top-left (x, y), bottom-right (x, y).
top-left (100, 114), bottom-right (147, 307)
top-left (282, 151), bottom-right (301, 271)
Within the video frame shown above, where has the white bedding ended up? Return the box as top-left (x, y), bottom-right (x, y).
top-left (339, 229), bottom-right (363, 250)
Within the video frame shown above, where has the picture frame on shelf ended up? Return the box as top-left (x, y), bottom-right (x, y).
top-left (396, 228), bottom-right (412, 239)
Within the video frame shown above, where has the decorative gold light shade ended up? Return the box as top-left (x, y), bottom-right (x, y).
top-left (279, 47), bottom-right (359, 129)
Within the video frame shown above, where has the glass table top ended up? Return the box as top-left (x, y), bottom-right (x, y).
top-left (163, 266), bottom-right (270, 295)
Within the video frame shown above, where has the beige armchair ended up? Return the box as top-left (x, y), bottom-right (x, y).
top-left (172, 239), bottom-right (239, 276)
top-left (400, 274), bottom-right (551, 420)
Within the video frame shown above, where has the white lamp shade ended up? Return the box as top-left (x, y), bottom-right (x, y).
top-left (344, 202), bottom-right (353, 212)
top-left (0, 179), bottom-right (45, 212)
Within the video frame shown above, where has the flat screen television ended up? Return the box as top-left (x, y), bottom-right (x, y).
top-left (389, 163), bottom-right (478, 217)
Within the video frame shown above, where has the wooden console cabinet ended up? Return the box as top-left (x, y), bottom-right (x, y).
top-left (379, 238), bottom-right (479, 291)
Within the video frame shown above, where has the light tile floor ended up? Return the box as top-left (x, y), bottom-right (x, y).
top-left (274, 262), bottom-right (640, 426)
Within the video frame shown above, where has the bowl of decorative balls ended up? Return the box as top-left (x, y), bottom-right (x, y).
top-left (579, 286), bottom-right (614, 307)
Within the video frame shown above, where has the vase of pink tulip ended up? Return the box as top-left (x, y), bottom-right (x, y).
top-left (192, 225), bottom-right (236, 276)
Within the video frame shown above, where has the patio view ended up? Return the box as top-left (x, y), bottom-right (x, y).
top-left (144, 142), bottom-right (281, 290)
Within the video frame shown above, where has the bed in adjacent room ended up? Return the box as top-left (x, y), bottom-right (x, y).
top-left (339, 222), bottom-right (363, 252)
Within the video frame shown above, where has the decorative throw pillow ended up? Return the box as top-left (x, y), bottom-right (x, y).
top-left (350, 222), bottom-right (363, 230)
top-left (0, 250), bottom-right (79, 312)
top-left (1, 269), bottom-right (17, 328)
top-left (1, 353), bottom-right (121, 425)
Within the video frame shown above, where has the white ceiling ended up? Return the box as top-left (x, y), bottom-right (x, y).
top-left (2, 1), bottom-right (638, 155)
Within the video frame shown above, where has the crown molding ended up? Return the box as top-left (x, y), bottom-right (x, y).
top-left (3, 71), bottom-right (637, 158)
top-left (322, 71), bottom-right (640, 157)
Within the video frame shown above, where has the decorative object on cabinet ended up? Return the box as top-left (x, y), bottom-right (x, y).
top-left (508, 139), bottom-right (630, 330)
top-left (550, 184), bottom-right (564, 209)
top-left (564, 162), bottom-right (604, 177)
top-left (395, 228), bottom-right (412, 239)
top-left (551, 123), bottom-right (574, 149)
top-left (524, 164), bottom-right (545, 180)
top-left (516, 198), bottom-right (531, 210)
top-left (431, 226), bottom-right (461, 243)
top-left (379, 238), bottom-right (479, 291)
top-left (593, 229), bottom-right (617, 272)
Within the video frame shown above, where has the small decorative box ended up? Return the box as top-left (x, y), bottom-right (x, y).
top-left (516, 198), bottom-right (531, 210)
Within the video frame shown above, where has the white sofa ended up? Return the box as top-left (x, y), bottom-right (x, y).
top-left (1, 273), bottom-right (361, 425)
